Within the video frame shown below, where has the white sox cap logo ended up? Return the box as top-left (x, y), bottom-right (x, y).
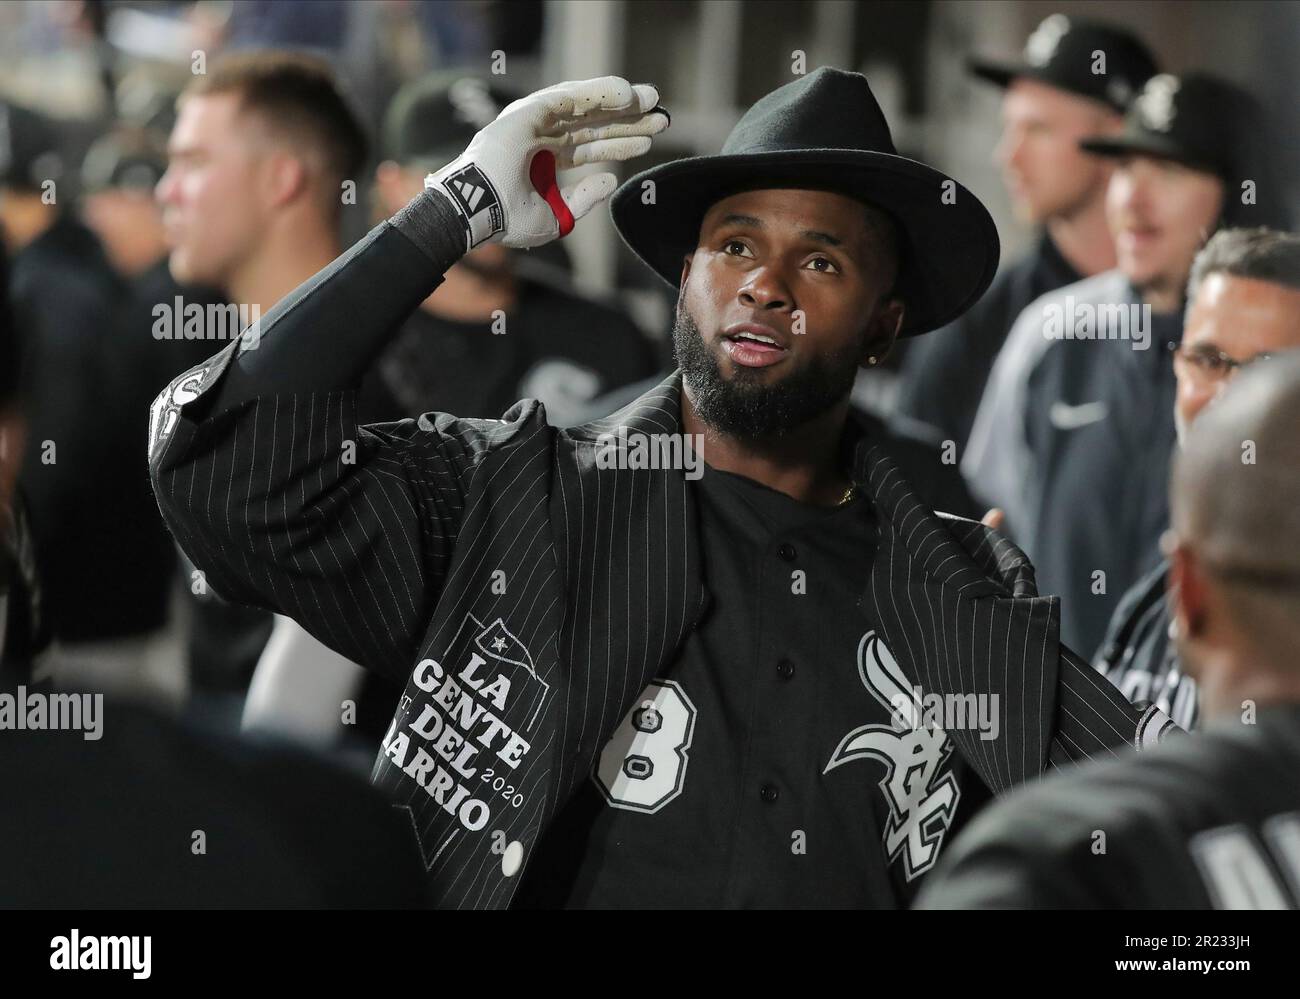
top-left (448, 77), bottom-right (502, 129)
top-left (1025, 14), bottom-right (1070, 67)
top-left (1136, 74), bottom-right (1181, 133)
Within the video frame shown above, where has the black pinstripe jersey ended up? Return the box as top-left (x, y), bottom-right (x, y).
top-left (149, 312), bottom-right (1176, 909)
top-left (1095, 560), bottom-right (1201, 731)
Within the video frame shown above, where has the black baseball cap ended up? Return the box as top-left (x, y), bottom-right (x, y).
top-left (1079, 73), bottom-right (1259, 183)
top-left (0, 100), bottom-right (64, 193)
top-left (81, 126), bottom-right (168, 193)
top-left (969, 14), bottom-right (1158, 112)
top-left (382, 71), bottom-right (519, 171)
top-left (380, 71), bottom-right (577, 277)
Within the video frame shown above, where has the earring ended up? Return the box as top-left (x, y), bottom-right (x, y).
top-left (868, 356), bottom-right (878, 366)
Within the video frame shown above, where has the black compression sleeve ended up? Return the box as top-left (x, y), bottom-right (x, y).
top-left (204, 189), bottom-right (467, 409)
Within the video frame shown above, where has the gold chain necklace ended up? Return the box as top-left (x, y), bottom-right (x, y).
top-left (837, 484), bottom-right (855, 507)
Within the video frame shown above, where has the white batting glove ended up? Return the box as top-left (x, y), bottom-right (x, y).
top-left (425, 76), bottom-right (668, 251)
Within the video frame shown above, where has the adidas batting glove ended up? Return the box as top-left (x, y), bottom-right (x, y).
top-left (426, 76), bottom-right (668, 251)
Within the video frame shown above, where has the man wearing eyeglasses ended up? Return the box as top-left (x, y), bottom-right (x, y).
top-left (1095, 227), bottom-right (1300, 731)
top-left (964, 73), bottom-right (1286, 659)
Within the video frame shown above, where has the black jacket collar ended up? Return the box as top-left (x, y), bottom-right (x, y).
top-left (568, 369), bottom-right (1020, 602)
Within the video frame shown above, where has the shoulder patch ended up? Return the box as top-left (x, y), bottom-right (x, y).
top-left (147, 347), bottom-right (233, 461)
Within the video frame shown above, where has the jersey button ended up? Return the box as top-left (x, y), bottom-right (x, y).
top-left (777, 543), bottom-right (797, 562)
top-left (760, 783), bottom-right (779, 803)
top-left (776, 659), bottom-right (795, 680)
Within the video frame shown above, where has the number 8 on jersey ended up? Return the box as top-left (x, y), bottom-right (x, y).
top-left (594, 680), bottom-right (697, 813)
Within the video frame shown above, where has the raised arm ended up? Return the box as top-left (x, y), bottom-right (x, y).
top-left (148, 77), bottom-right (669, 682)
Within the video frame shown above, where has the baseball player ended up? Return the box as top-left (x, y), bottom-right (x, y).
top-left (964, 72), bottom-right (1279, 658)
top-left (150, 70), bottom-right (1170, 909)
top-left (918, 353), bottom-right (1300, 909)
top-left (895, 14), bottom-right (1156, 452)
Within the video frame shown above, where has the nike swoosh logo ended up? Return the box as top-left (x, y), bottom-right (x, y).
top-left (1049, 400), bottom-right (1109, 429)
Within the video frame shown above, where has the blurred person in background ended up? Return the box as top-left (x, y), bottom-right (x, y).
top-left (0, 98), bottom-right (155, 689)
top-left (154, 50), bottom-right (368, 716)
top-left (1094, 227), bottom-right (1300, 731)
top-left (157, 51), bottom-right (365, 332)
top-left (0, 247), bottom-right (51, 685)
top-left (2, 218), bottom-right (426, 909)
top-left (892, 15), bottom-right (1156, 452)
top-left (82, 121), bottom-right (228, 380)
top-left (964, 73), bottom-right (1282, 657)
top-left (81, 127), bottom-right (171, 280)
top-left (75, 125), bottom-right (230, 705)
top-left (918, 353), bottom-right (1300, 909)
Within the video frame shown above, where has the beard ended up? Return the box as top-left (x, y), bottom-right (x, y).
top-left (672, 301), bottom-right (863, 439)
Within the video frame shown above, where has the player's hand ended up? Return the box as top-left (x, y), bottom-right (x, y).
top-left (426, 76), bottom-right (668, 251)
top-left (981, 507), bottom-right (1005, 532)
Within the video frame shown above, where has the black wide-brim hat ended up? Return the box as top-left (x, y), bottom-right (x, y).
top-left (610, 67), bottom-right (1000, 337)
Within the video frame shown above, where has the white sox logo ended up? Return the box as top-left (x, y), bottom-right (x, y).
top-left (447, 77), bottom-right (502, 130)
top-left (1136, 74), bottom-right (1181, 133)
top-left (825, 631), bottom-right (961, 880)
top-left (148, 362), bottom-right (211, 460)
top-left (1024, 13), bottom-right (1069, 67)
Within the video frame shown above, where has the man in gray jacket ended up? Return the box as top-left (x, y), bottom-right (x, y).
top-left (964, 73), bottom-right (1280, 657)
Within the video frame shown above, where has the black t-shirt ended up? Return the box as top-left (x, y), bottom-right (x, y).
top-left (516, 458), bottom-right (988, 908)
top-left (349, 280), bottom-right (658, 744)
top-left (358, 279), bottom-right (657, 428)
top-left (893, 232), bottom-right (1080, 451)
top-left (11, 216), bottom-right (131, 641)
